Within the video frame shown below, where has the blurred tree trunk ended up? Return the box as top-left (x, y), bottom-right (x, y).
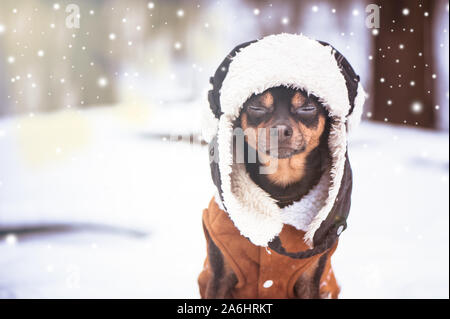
top-left (373, 0), bottom-right (436, 128)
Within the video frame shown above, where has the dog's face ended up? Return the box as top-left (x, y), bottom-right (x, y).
top-left (239, 86), bottom-right (329, 186)
top-left (240, 86), bottom-right (327, 158)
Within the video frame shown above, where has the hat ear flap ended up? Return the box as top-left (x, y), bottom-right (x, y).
top-left (202, 40), bottom-right (257, 143)
top-left (208, 40), bottom-right (257, 119)
top-left (318, 41), bottom-right (365, 131)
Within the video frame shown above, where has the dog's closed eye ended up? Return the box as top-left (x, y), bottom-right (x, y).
top-left (247, 105), bottom-right (272, 117)
top-left (293, 102), bottom-right (317, 115)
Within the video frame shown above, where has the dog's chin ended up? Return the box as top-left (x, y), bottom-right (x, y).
top-left (265, 146), bottom-right (306, 159)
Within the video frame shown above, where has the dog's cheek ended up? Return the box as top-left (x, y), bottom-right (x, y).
top-left (240, 113), bottom-right (248, 131)
top-left (310, 115), bottom-right (326, 148)
top-left (298, 115), bottom-right (325, 151)
top-left (240, 114), bottom-right (256, 149)
top-left (245, 127), bottom-right (259, 151)
top-left (290, 118), bottom-right (305, 148)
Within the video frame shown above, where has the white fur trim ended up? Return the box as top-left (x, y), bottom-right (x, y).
top-left (201, 91), bottom-right (219, 143)
top-left (220, 34), bottom-right (350, 119)
top-left (281, 171), bottom-right (330, 231)
top-left (346, 83), bottom-right (366, 133)
top-left (214, 33), bottom-right (364, 247)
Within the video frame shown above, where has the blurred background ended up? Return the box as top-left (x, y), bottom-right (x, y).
top-left (0, 0), bottom-right (448, 298)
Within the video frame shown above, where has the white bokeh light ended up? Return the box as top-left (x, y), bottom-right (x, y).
top-left (98, 77), bottom-right (108, 87)
top-left (5, 234), bottom-right (17, 245)
top-left (411, 101), bottom-right (424, 114)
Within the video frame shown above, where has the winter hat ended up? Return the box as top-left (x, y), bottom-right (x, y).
top-left (202, 33), bottom-right (365, 255)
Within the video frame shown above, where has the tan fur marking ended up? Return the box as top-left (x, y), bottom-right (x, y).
top-left (291, 92), bottom-right (306, 109)
top-left (260, 92), bottom-right (274, 108)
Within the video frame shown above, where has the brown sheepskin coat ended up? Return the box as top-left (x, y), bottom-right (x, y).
top-left (198, 198), bottom-right (340, 299)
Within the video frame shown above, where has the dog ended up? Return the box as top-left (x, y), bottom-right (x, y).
top-left (200, 86), bottom-right (334, 299)
top-left (199, 34), bottom-right (364, 299)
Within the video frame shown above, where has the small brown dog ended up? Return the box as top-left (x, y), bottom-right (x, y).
top-left (199, 34), bottom-right (364, 299)
top-left (199, 86), bottom-right (336, 299)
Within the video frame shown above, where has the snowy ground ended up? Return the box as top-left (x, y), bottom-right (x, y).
top-left (0, 104), bottom-right (448, 299)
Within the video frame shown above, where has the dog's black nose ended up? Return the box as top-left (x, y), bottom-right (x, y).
top-left (273, 124), bottom-right (293, 142)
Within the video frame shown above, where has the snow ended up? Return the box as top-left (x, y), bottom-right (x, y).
top-left (0, 104), bottom-right (448, 298)
top-left (263, 280), bottom-right (273, 288)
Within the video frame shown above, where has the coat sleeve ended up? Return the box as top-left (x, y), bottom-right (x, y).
top-left (198, 204), bottom-right (238, 299)
top-left (198, 209), bottom-right (213, 298)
